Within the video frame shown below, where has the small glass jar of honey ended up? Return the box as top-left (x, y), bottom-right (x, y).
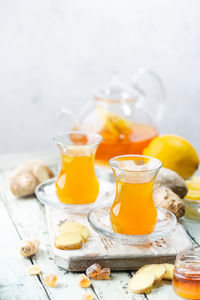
top-left (173, 248), bottom-right (200, 299)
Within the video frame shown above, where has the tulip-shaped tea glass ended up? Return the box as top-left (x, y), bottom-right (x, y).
top-left (54, 131), bottom-right (102, 204)
top-left (109, 155), bottom-right (162, 235)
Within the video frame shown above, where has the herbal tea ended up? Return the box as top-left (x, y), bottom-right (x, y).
top-left (96, 123), bottom-right (157, 164)
top-left (110, 179), bottom-right (157, 235)
top-left (109, 155), bottom-right (162, 235)
top-left (54, 132), bottom-right (102, 204)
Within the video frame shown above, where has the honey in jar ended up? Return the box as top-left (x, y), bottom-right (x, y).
top-left (173, 248), bottom-right (200, 299)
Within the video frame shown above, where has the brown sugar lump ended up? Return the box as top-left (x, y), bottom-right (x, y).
top-left (82, 292), bottom-right (94, 300)
top-left (54, 232), bottom-right (83, 250)
top-left (86, 263), bottom-right (101, 278)
top-left (59, 222), bottom-right (90, 242)
top-left (96, 268), bottom-right (111, 280)
top-left (77, 273), bottom-right (91, 288)
top-left (44, 274), bottom-right (58, 287)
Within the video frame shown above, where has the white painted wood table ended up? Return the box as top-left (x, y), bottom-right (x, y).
top-left (0, 152), bottom-right (199, 300)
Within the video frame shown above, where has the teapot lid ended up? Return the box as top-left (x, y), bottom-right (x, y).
top-left (94, 74), bottom-right (139, 103)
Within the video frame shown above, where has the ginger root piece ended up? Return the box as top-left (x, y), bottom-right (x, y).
top-left (128, 272), bottom-right (155, 294)
top-left (77, 274), bottom-right (91, 288)
top-left (153, 186), bottom-right (185, 218)
top-left (59, 222), bottom-right (89, 242)
top-left (154, 167), bottom-right (188, 198)
top-left (86, 263), bottom-right (101, 278)
top-left (137, 264), bottom-right (166, 283)
top-left (27, 264), bottom-right (41, 275)
top-left (54, 232), bottom-right (83, 250)
top-left (9, 159), bottom-right (54, 197)
top-left (44, 274), bottom-right (58, 287)
top-left (162, 263), bottom-right (174, 280)
top-left (10, 173), bottom-right (38, 198)
top-left (96, 268), bottom-right (111, 280)
top-left (33, 163), bottom-right (54, 183)
top-left (19, 238), bottom-right (40, 257)
top-left (82, 292), bottom-right (94, 300)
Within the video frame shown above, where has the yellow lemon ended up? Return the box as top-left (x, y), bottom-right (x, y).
top-left (143, 134), bottom-right (199, 179)
top-left (185, 176), bottom-right (200, 201)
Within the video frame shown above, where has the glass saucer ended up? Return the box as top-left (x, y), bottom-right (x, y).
top-left (88, 203), bottom-right (177, 245)
top-left (35, 178), bottom-right (115, 213)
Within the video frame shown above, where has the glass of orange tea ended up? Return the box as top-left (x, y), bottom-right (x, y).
top-left (109, 155), bottom-right (162, 235)
top-left (53, 131), bottom-right (102, 204)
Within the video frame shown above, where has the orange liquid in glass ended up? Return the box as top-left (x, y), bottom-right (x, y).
top-left (173, 269), bottom-right (200, 299)
top-left (110, 178), bottom-right (157, 235)
top-left (56, 151), bottom-right (99, 204)
top-left (96, 123), bottom-right (157, 164)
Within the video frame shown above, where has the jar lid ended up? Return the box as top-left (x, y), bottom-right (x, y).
top-left (94, 75), bottom-right (139, 103)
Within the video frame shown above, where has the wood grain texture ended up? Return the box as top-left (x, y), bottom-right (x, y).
top-left (0, 155), bottom-right (143, 300)
top-left (47, 206), bottom-right (192, 271)
top-left (0, 171), bottom-right (96, 300)
top-left (0, 152), bottom-right (197, 300)
top-left (0, 192), bottom-right (49, 300)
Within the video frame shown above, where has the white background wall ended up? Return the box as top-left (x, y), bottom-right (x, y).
top-left (0, 0), bottom-right (200, 153)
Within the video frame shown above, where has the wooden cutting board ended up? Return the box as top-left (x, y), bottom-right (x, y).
top-left (46, 206), bottom-right (192, 272)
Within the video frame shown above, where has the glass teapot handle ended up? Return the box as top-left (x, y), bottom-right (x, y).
top-left (131, 68), bottom-right (166, 124)
top-left (55, 107), bottom-right (79, 131)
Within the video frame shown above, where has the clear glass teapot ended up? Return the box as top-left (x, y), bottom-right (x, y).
top-left (57, 69), bottom-right (165, 165)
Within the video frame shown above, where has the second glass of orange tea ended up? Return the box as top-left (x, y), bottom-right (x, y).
top-left (54, 131), bottom-right (102, 204)
top-left (109, 155), bottom-right (162, 235)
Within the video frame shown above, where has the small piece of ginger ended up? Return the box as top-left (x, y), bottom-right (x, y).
top-left (59, 222), bottom-right (89, 243)
top-left (20, 238), bottom-right (40, 257)
top-left (54, 232), bottom-right (83, 250)
top-left (27, 264), bottom-right (41, 275)
top-left (128, 272), bottom-right (155, 294)
top-left (162, 263), bottom-right (174, 280)
top-left (137, 264), bottom-right (166, 282)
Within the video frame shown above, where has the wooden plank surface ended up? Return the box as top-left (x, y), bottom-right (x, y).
top-left (0, 172), bottom-right (96, 300)
top-left (0, 152), bottom-right (196, 300)
top-left (46, 206), bottom-right (191, 271)
top-left (0, 195), bottom-right (49, 300)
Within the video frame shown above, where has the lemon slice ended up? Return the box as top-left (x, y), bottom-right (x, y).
top-left (186, 189), bottom-right (200, 201)
top-left (186, 176), bottom-right (200, 190)
top-left (98, 107), bottom-right (132, 136)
